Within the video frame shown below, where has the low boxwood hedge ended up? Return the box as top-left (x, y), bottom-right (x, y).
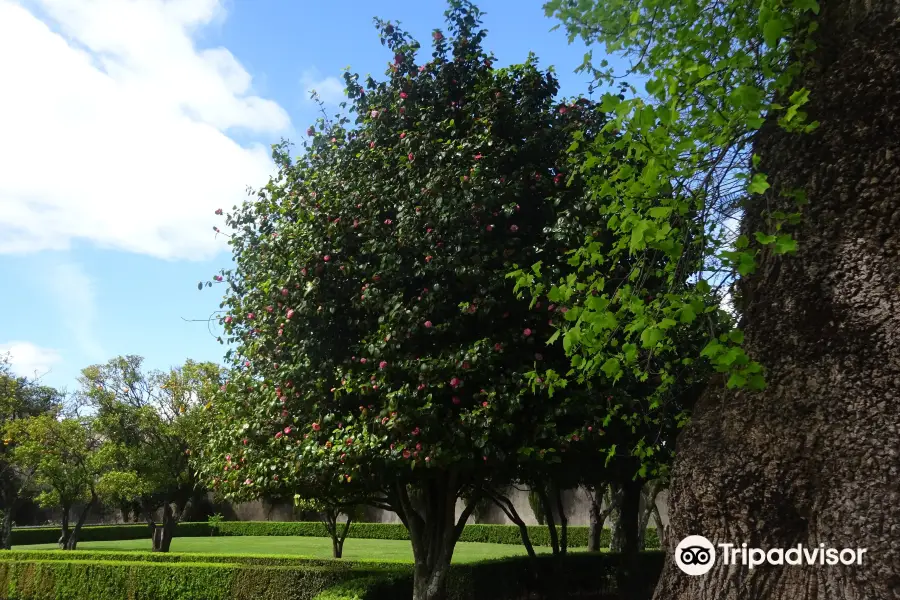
top-left (0, 559), bottom-right (390, 600)
top-left (12, 521), bottom-right (660, 550)
top-left (311, 552), bottom-right (667, 600)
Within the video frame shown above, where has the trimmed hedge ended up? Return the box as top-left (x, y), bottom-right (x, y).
top-left (12, 521), bottom-right (660, 549)
top-left (311, 552), bottom-right (667, 600)
top-left (0, 559), bottom-right (390, 600)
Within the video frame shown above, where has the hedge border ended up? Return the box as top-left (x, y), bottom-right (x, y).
top-left (12, 522), bottom-right (659, 549)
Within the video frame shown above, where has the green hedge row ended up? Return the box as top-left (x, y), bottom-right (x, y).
top-left (0, 552), bottom-right (666, 600)
top-left (0, 559), bottom-right (390, 600)
top-left (12, 521), bottom-right (660, 549)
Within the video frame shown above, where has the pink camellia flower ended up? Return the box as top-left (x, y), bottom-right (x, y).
top-left (284, 426), bottom-right (292, 434)
top-left (286, 309), bottom-right (295, 319)
top-left (424, 321), bottom-right (432, 328)
top-left (462, 362), bottom-right (470, 370)
top-left (419, 65), bottom-right (426, 72)
top-left (215, 208), bottom-right (223, 215)
top-left (494, 343), bottom-right (502, 351)
top-left (224, 316), bottom-right (232, 324)
top-left (282, 409), bottom-right (288, 417)
top-left (400, 132), bottom-right (406, 139)
top-left (433, 31), bottom-right (443, 41)
top-left (379, 360), bottom-right (388, 370)
top-left (425, 255), bottom-right (433, 263)
top-left (417, 383), bottom-right (426, 391)
top-left (266, 306), bottom-right (273, 313)
top-left (245, 478), bottom-right (252, 485)
top-left (548, 304), bottom-right (556, 312)
top-left (360, 358), bottom-right (367, 364)
top-left (515, 204), bottom-right (521, 212)
top-left (486, 224), bottom-right (494, 231)
top-left (247, 312), bottom-right (255, 320)
top-left (399, 106), bottom-right (406, 114)
top-left (370, 110), bottom-right (379, 118)
top-left (242, 438), bottom-right (248, 445)
top-left (225, 454), bottom-right (231, 461)
top-left (510, 224), bottom-right (519, 233)
top-left (275, 431), bottom-right (283, 439)
top-left (560, 307), bottom-right (569, 314)
top-left (452, 396), bottom-right (461, 405)
top-left (450, 377), bottom-right (461, 388)
top-left (384, 219), bottom-right (392, 225)
top-left (415, 443), bottom-right (422, 451)
top-left (278, 329), bottom-right (284, 336)
top-left (524, 328), bottom-right (532, 337)
top-left (307, 127), bottom-right (315, 136)
top-left (588, 426), bottom-right (593, 432)
top-left (474, 154), bottom-right (483, 160)
top-left (382, 417), bottom-right (389, 425)
top-left (400, 92), bottom-right (408, 99)
top-left (281, 288), bottom-right (289, 296)
top-left (403, 450), bottom-right (411, 459)
top-left (370, 141), bottom-right (376, 149)
top-left (412, 427), bottom-right (421, 436)
top-left (312, 423), bottom-right (321, 431)
top-left (244, 360), bottom-right (251, 367)
top-left (408, 153), bottom-right (414, 161)
top-left (331, 137), bottom-right (337, 143)
top-left (482, 401), bottom-right (489, 408)
top-left (425, 456), bottom-right (431, 462)
top-left (324, 255), bottom-right (331, 262)
top-left (559, 106), bottom-right (568, 114)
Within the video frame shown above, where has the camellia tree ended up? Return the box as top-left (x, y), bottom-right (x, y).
top-left (82, 356), bottom-right (222, 552)
top-left (193, 2), bottom-right (640, 597)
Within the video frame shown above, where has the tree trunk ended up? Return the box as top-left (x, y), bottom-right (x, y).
top-left (487, 490), bottom-right (538, 560)
top-left (64, 494), bottom-right (96, 551)
top-left (537, 487), bottom-right (560, 555)
top-left (0, 508), bottom-right (14, 550)
top-left (151, 503), bottom-right (176, 552)
top-left (57, 504), bottom-right (71, 550)
top-left (654, 4), bottom-right (900, 600)
top-left (588, 483), bottom-right (608, 552)
top-left (609, 483), bottom-right (624, 553)
top-left (553, 484), bottom-right (568, 556)
top-left (651, 503), bottom-right (666, 548)
top-left (616, 478), bottom-right (642, 600)
top-left (395, 474), bottom-right (479, 600)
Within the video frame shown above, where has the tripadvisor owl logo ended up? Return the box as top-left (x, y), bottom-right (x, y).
top-left (675, 535), bottom-right (716, 575)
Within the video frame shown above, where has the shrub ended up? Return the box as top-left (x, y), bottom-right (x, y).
top-left (0, 559), bottom-right (400, 600)
top-left (10, 522), bottom-right (211, 546)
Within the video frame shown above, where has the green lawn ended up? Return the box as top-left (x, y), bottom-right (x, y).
top-left (15, 536), bottom-right (551, 563)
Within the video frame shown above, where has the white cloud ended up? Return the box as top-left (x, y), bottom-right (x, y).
top-left (45, 261), bottom-right (105, 361)
top-left (0, 0), bottom-right (291, 260)
top-left (300, 69), bottom-right (346, 105)
top-left (0, 341), bottom-right (63, 379)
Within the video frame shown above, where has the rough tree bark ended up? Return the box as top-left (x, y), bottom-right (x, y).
top-left (57, 504), bottom-right (71, 550)
top-left (655, 3), bottom-right (900, 599)
top-left (62, 492), bottom-right (97, 550)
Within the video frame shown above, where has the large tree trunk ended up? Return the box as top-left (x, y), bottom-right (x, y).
top-left (0, 509), bottom-right (12, 550)
top-left (616, 478), bottom-right (642, 600)
top-left (395, 474), bottom-right (479, 600)
top-left (655, 4), bottom-right (900, 599)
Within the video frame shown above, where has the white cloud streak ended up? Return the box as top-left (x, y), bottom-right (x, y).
top-left (299, 69), bottom-right (346, 105)
top-left (0, 341), bottom-right (63, 380)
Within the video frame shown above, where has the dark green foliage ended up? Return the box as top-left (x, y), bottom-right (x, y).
top-left (11, 521), bottom-right (659, 548)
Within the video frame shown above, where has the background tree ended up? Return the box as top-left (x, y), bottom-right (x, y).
top-left (293, 493), bottom-right (363, 558)
top-left (195, 2), bottom-right (629, 598)
top-left (5, 413), bottom-right (104, 550)
top-left (83, 356), bottom-right (221, 552)
top-left (0, 356), bottom-right (61, 549)
top-left (543, 0), bottom-right (899, 598)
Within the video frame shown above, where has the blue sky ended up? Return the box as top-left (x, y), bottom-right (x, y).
top-left (0, 0), bottom-right (626, 392)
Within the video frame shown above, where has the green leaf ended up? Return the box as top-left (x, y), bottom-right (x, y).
top-left (600, 358), bottom-right (621, 379)
top-left (748, 173), bottom-right (770, 194)
top-left (640, 327), bottom-right (664, 348)
top-left (729, 329), bottom-right (745, 344)
top-left (763, 18), bottom-right (785, 47)
top-left (774, 234), bottom-right (798, 254)
top-left (679, 304), bottom-right (696, 323)
top-left (648, 207), bottom-right (672, 219)
top-left (754, 232), bottom-right (777, 245)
